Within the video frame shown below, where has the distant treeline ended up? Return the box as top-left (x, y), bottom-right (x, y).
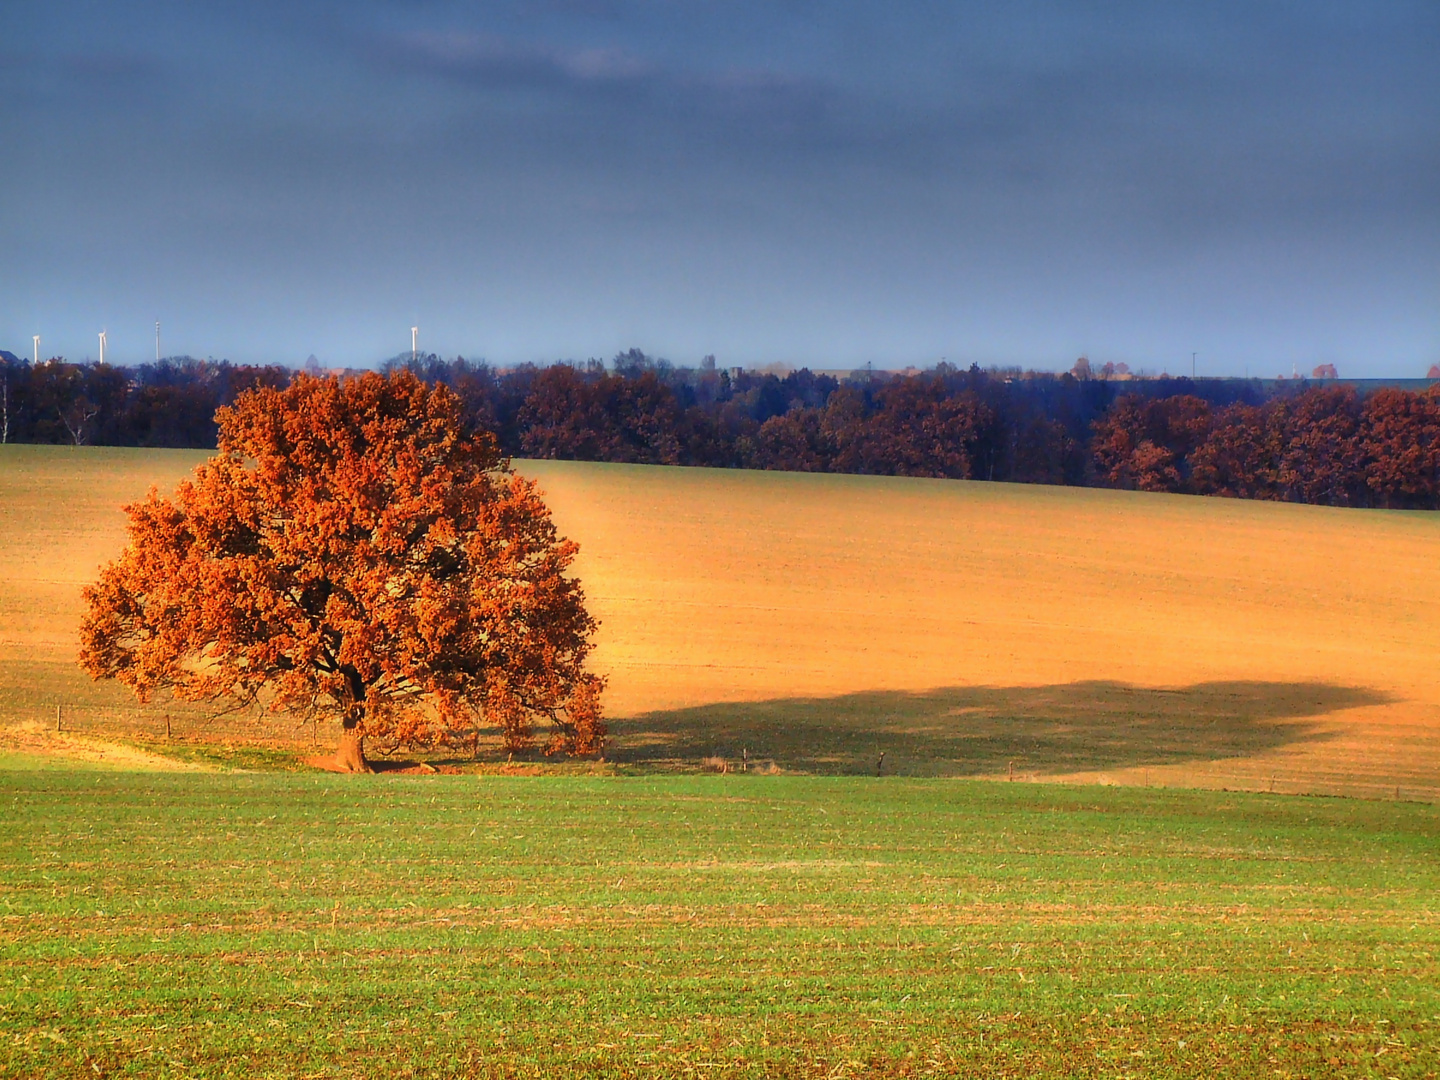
top-left (0, 355), bottom-right (290, 448)
top-left (3, 349), bottom-right (1438, 509)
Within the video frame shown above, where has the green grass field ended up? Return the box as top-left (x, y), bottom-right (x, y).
top-left (2, 770), bottom-right (1437, 1078)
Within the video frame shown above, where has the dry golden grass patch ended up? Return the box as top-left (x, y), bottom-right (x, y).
top-left (0, 719), bottom-right (212, 771)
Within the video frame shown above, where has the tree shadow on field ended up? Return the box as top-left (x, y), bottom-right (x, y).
top-left (607, 681), bottom-right (1388, 776)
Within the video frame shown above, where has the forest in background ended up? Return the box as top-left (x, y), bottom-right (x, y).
top-left (2, 348), bottom-right (1438, 509)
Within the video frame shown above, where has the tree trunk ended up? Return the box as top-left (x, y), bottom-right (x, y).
top-left (334, 723), bottom-right (371, 773)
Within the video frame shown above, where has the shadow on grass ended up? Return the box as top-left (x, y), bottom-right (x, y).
top-left (607, 681), bottom-right (1388, 777)
top-left (2, 660), bottom-right (1390, 778)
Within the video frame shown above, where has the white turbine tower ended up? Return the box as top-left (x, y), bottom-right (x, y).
top-left (98, 330), bottom-right (107, 366)
top-left (33, 336), bottom-right (39, 365)
top-left (155, 321), bottom-right (161, 362)
top-left (411, 326), bottom-right (419, 363)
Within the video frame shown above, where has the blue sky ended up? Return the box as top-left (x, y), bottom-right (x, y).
top-left (2, 1), bottom-right (1436, 375)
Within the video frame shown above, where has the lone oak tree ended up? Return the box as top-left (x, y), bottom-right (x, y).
top-left (79, 372), bottom-right (605, 772)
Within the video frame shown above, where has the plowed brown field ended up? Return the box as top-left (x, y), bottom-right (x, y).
top-left (2, 444), bottom-right (1437, 798)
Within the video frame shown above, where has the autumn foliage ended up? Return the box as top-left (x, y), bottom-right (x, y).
top-left (79, 372), bottom-right (605, 771)
top-left (1092, 385), bottom-right (1440, 508)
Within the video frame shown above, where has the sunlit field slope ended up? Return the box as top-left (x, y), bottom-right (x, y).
top-left (2, 445), bottom-right (1437, 797)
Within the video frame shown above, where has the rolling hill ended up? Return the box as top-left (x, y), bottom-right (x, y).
top-left (2, 444), bottom-right (1436, 797)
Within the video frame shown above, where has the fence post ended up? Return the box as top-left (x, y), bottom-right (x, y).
top-left (165, 714), bottom-right (172, 740)
top-left (55, 705), bottom-right (61, 733)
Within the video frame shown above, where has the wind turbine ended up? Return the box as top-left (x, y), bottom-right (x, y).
top-left (33, 336), bottom-right (39, 365)
top-left (155, 322), bottom-right (161, 362)
top-left (411, 326), bottom-right (419, 363)
top-left (99, 330), bottom-right (107, 366)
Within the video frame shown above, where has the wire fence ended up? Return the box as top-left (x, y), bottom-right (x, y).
top-left (29, 700), bottom-right (326, 747)
top-left (7, 701), bottom-right (1438, 803)
top-left (1153, 770), bottom-right (1439, 805)
top-left (997, 763), bottom-right (1439, 804)
top-left (10, 700), bottom-right (505, 760)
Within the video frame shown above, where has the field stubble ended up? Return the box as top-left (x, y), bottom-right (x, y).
top-left (2, 446), bottom-right (1437, 799)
